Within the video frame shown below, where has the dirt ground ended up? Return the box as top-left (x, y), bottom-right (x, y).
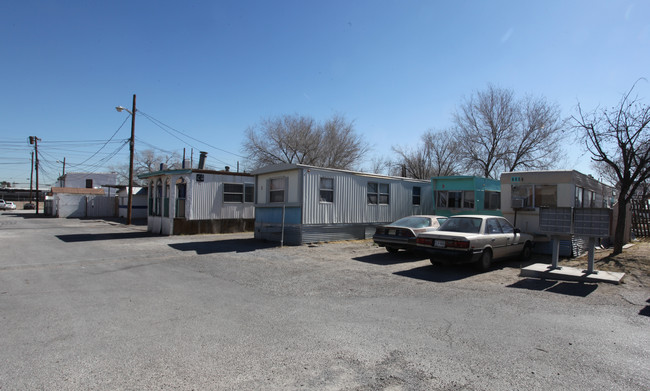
top-left (559, 240), bottom-right (650, 287)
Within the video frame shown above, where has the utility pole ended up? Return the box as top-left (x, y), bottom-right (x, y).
top-left (57, 158), bottom-right (66, 186)
top-left (127, 94), bottom-right (136, 225)
top-left (116, 94), bottom-right (136, 225)
top-left (29, 136), bottom-right (41, 214)
top-left (29, 151), bottom-right (34, 204)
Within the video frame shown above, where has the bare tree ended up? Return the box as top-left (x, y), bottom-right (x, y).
top-left (573, 81), bottom-right (650, 254)
top-left (243, 114), bottom-right (318, 167)
top-left (392, 144), bottom-right (432, 179)
top-left (315, 114), bottom-right (369, 168)
top-left (367, 155), bottom-right (392, 175)
top-left (504, 95), bottom-right (565, 172)
top-left (422, 130), bottom-right (462, 177)
top-left (111, 149), bottom-right (181, 185)
top-left (392, 129), bottom-right (461, 179)
top-left (243, 114), bottom-right (368, 170)
top-left (454, 86), bottom-right (517, 178)
top-left (454, 85), bottom-right (565, 179)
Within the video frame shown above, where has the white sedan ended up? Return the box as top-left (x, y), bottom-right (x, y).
top-left (416, 215), bottom-right (533, 271)
top-left (1, 201), bottom-right (16, 210)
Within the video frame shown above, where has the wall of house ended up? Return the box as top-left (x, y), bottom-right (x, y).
top-left (254, 166), bottom-right (433, 244)
top-left (500, 170), bottom-right (615, 256)
top-left (500, 170), bottom-right (614, 234)
top-left (189, 174), bottom-right (255, 220)
top-left (300, 168), bottom-right (433, 225)
top-left (255, 169), bottom-right (302, 205)
top-left (118, 194), bottom-right (148, 219)
top-left (62, 173), bottom-right (118, 195)
top-left (144, 171), bottom-right (254, 235)
top-left (431, 176), bottom-right (502, 217)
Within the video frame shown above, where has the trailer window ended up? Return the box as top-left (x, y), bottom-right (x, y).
top-left (320, 178), bottom-right (334, 203)
top-left (224, 183), bottom-right (244, 203)
top-left (269, 178), bottom-right (285, 203)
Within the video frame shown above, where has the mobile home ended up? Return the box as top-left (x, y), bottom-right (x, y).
top-left (138, 168), bottom-right (255, 235)
top-left (431, 176), bottom-right (501, 217)
top-left (252, 163), bottom-right (434, 245)
top-left (500, 170), bottom-right (614, 256)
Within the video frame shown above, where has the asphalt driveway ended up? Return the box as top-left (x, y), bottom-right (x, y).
top-left (1, 211), bottom-right (648, 390)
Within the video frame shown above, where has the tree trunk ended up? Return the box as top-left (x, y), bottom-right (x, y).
top-left (612, 194), bottom-right (628, 255)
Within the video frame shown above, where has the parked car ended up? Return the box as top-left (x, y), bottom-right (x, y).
top-left (3, 201), bottom-right (16, 210)
top-left (23, 202), bottom-right (35, 210)
top-left (373, 215), bottom-right (448, 253)
top-left (416, 215), bottom-right (533, 271)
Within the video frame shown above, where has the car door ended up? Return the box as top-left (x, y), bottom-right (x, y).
top-left (498, 218), bottom-right (524, 256)
top-left (485, 218), bottom-right (509, 259)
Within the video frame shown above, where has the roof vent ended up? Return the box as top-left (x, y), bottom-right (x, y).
top-left (198, 151), bottom-right (207, 169)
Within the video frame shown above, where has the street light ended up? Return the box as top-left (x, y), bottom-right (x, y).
top-left (116, 94), bottom-right (136, 225)
top-left (115, 106), bottom-right (132, 115)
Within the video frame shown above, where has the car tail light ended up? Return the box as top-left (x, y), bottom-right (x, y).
top-left (399, 230), bottom-right (415, 237)
top-left (447, 240), bottom-right (470, 249)
top-left (416, 237), bottom-right (432, 246)
top-left (375, 228), bottom-right (384, 235)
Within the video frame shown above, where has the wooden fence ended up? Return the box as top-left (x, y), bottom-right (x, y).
top-left (630, 198), bottom-right (650, 238)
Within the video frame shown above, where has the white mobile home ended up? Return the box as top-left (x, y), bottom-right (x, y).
top-left (500, 170), bottom-right (614, 256)
top-left (138, 168), bottom-right (255, 235)
top-left (252, 164), bottom-right (434, 245)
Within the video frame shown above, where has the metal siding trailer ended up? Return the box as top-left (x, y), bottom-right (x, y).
top-left (252, 164), bottom-right (432, 244)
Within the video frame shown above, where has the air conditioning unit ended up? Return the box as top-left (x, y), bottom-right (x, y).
top-left (511, 198), bottom-right (525, 209)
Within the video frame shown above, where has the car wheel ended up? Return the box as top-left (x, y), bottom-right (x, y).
top-left (386, 246), bottom-right (399, 254)
top-left (476, 249), bottom-right (492, 271)
top-left (520, 243), bottom-right (532, 262)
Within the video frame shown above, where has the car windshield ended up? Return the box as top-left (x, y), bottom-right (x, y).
top-left (388, 216), bottom-right (431, 228)
top-left (438, 217), bottom-right (482, 233)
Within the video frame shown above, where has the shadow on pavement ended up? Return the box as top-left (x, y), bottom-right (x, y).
top-left (57, 231), bottom-right (154, 242)
top-left (507, 278), bottom-right (598, 297)
top-left (8, 213), bottom-right (148, 226)
top-left (353, 251), bottom-right (428, 266)
top-left (639, 299), bottom-right (650, 317)
top-left (169, 238), bottom-right (277, 254)
top-left (394, 265), bottom-right (478, 283)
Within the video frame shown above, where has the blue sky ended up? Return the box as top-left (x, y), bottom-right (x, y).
top-left (1, 0), bottom-right (649, 187)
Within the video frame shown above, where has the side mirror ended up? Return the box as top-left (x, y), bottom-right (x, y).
top-left (514, 228), bottom-right (521, 234)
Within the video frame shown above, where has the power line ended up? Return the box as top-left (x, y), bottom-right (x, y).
top-left (72, 115), bottom-right (131, 167)
top-left (137, 109), bottom-right (247, 159)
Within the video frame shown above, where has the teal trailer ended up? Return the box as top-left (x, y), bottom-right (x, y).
top-left (431, 176), bottom-right (502, 217)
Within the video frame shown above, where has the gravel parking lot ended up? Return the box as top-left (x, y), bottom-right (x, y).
top-left (1, 211), bottom-right (649, 390)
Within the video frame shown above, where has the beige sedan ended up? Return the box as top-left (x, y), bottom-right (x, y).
top-left (416, 215), bottom-right (533, 271)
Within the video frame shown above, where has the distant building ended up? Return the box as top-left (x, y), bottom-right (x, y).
top-left (57, 172), bottom-right (118, 195)
top-left (116, 186), bottom-right (148, 220)
top-left (46, 187), bottom-right (115, 218)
